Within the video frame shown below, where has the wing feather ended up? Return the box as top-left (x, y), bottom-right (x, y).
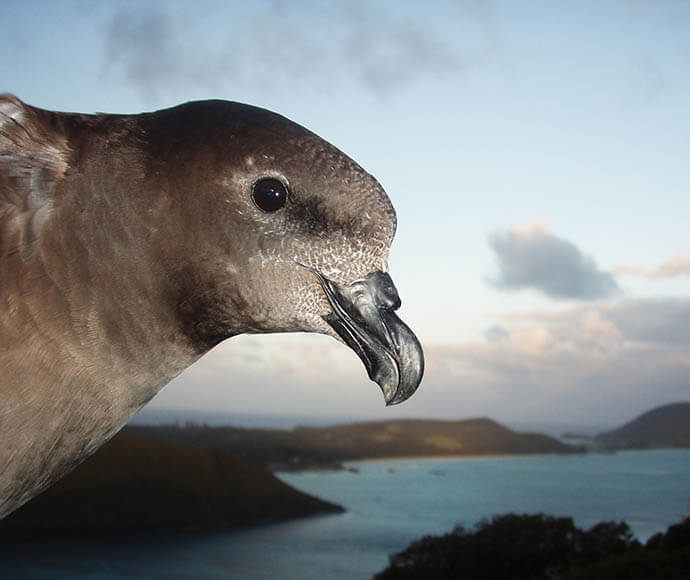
top-left (0, 95), bottom-right (70, 258)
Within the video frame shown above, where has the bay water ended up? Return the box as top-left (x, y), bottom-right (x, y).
top-left (1, 449), bottom-right (688, 579)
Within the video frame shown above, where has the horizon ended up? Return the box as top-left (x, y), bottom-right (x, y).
top-left (130, 400), bottom-right (688, 439)
top-left (3, 0), bottom-right (689, 427)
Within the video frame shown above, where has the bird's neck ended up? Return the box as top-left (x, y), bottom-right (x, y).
top-left (0, 202), bottom-right (202, 518)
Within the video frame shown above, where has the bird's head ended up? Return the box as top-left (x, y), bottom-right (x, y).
top-left (139, 100), bottom-right (424, 405)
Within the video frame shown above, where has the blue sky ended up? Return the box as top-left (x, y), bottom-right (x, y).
top-left (4, 0), bottom-right (689, 429)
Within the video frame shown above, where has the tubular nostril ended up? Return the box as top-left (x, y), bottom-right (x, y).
top-left (366, 271), bottom-right (401, 311)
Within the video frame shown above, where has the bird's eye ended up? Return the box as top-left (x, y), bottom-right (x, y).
top-left (252, 178), bottom-right (289, 213)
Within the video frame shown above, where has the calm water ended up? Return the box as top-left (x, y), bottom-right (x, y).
top-left (1, 449), bottom-right (688, 579)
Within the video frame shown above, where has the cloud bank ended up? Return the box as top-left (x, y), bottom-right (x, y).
top-left (487, 222), bottom-right (620, 300)
top-left (102, 1), bottom-right (500, 102)
top-left (428, 297), bottom-right (690, 426)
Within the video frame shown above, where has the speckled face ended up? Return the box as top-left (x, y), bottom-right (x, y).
top-left (218, 131), bottom-right (398, 337)
top-left (145, 100), bottom-right (422, 404)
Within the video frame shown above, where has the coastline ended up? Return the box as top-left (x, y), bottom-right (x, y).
top-left (274, 449), bottom-right (591, 473)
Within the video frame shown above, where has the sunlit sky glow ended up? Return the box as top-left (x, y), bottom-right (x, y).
top-left (4, 0), bottom-right (689, 429)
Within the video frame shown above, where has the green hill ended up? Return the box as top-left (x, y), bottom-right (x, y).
top-left (0, 433), bottom-right (343, 537)
top-left (596, 402), bottom-right (690, 450)
top-left (125, 417), bottom-right (580, 470)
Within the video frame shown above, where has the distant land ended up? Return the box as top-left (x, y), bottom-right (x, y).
top-left (595, 402), bottom-right (690, 450)
top-left (0, 433), bottom-right (343, 538)
top-left (125, 417), bottom-right (581, 471)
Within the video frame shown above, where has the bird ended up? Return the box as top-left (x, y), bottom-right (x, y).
top-left (0, 96), bottom-right (424, 518)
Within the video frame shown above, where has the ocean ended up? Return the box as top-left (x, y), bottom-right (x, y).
top-left (1, 449), bottom-right (688, 579)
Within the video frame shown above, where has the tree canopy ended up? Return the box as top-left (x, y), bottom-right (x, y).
top-left (374, 513), bottom-right (690, 580)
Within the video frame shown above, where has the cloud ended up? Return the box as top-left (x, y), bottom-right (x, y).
top-left (605, 298), bottom-right (690, 345)
top-left (426, 298), bottom-right (690, 426)
top-left (615, 255), bottom-right (690, 279)
top-left (105, 10), bottom-right (175, 92)
top-left (102, 1), bottom-right (501, 102)
top-left (487, 222), bottom-right (620, 300)
top-left (484, 324), bottom-right (510, 343)
top-left (104, 8), bottom-right (229, 101)
top-left (627, 56), bottom-right (667, 103)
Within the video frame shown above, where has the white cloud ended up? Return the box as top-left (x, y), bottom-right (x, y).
top-left (578, 309), bottom-right (624, 352)
top-left (487, 221), bottom-right (620, 300)
top-left (615, 255), bottom-right (690, 279)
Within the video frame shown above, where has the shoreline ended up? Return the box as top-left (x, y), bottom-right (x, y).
top-left (275, 446), bottom-right (690, 474)
top-left (274, 449), bottom-right (585, 473)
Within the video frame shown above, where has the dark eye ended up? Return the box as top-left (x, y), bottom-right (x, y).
top-left (252, 177), bottom-right (289, 213)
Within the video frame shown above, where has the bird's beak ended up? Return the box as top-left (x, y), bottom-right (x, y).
top-left (312, 270), bottom-right (424, 405)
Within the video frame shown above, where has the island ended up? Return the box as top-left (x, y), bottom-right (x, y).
top-left (595, 402), bottom-right (690, 450)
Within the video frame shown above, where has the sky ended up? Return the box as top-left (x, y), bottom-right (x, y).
top-left (3, 0), bottom-right (689, 430)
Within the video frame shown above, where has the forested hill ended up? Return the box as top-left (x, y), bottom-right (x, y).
top-left (125, 417), bottom-right (580, 470)
top-left (0, 433), bottom-right (343, 537)
top-left (596, 402), bottom-right (690, 450)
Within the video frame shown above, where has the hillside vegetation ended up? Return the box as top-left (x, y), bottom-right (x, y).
top-left (0, 433), bottom-right (343, 537)
top-left (373, 513), bottom-right (690, 580)
top-left (126, 417), bottom-right (580, 470)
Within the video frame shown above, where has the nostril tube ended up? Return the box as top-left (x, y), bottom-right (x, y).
top-left (365, 271), bottom-right (401, 311)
